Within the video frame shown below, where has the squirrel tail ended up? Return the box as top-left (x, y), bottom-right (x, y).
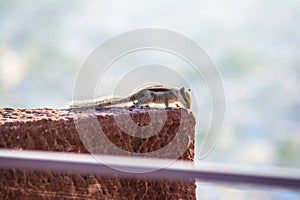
top-left (65, 100), bottom-right (97, 109)
top-left (66, 96), bottom-right (131, 109)
top-left (95, 96), bottom-right (131, 108)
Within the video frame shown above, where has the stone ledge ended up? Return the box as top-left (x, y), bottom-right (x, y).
top-left (0, 108), bottom-right (196, 199)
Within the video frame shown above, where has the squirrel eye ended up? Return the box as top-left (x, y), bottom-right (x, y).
top-left (188, 88), bottom-right (191, 92)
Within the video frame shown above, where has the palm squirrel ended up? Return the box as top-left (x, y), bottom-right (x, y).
top-left (69, 84), bottom-right (192, 109)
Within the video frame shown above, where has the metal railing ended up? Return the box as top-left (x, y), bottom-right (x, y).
top-left (0, 149), bottom-right (300, 190)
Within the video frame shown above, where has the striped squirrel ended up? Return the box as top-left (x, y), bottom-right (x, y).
top-left (69, 84), bottom-right (192, 109)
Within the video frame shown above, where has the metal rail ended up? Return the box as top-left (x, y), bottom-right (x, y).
top-left (0, 149), bottom-right (299, 190)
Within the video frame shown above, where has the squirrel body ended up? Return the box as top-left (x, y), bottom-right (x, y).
top-left (69, 84), bottom-right (192, 109)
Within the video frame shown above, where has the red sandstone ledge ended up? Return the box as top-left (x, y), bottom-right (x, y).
top-left (0, 108), bottom-right (196, 199)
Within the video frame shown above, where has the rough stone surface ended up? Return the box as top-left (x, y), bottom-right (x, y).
top-left (0, 108), bottom-right (196, 199)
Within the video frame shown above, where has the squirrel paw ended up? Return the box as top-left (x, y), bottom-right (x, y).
top-left (140, 105), bottom-right (150, 109)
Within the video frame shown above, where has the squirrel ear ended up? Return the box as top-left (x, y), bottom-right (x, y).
top-left (180, 87), bottom-right (185, 92)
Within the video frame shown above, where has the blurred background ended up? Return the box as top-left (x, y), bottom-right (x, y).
top-left (0, 0), bottom-right (299, 199)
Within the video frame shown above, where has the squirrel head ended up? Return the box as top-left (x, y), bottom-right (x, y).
top-left (179, 87), bottom-right (192, 109)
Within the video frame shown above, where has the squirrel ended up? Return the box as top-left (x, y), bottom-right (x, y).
top-left (68, 84), bottom-right (192, 109)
